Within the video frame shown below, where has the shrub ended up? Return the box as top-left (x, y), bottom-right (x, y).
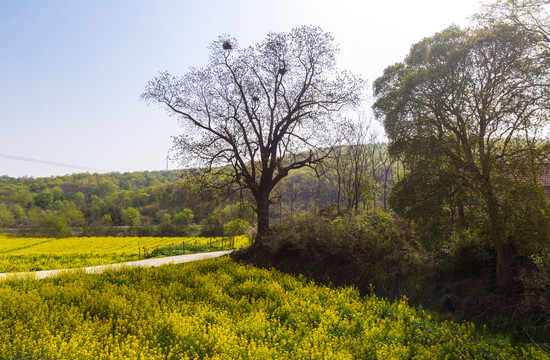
top-left (236, 210), bottom-right (421, 299)
top-left (121, 207), bottom-right (141, 227)
top-left (224, 219), bottom-right (250, 237)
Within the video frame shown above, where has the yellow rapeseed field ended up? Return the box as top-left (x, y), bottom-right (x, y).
top-left (0, 256), bottom-right (546, 359)
top-left (0, 235), bottom-right (250, 273)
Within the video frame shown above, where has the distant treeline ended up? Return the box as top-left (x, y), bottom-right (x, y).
top-left (0, 144), bottom-right (397, 238)
top-left (0, 171), bottom-right (203, 237)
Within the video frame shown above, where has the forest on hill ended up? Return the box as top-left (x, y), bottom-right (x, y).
top-left (0, 170), bottom-right (195, 237)
top-left (0, 140), bottom-right (396, 238)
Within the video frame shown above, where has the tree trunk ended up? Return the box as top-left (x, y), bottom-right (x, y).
top-left (496, 243), bottom-right (513, 289)
top-left (485, 189), bottom-right (513, 288)
top-left (383, 166), bottom-right (390, 211)
top-left (337, 177), bottom-right (341, 215)
top-left (255, 194), bottom-right (270, 245)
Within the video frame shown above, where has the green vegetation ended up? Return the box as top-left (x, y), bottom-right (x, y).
top-left (235, 211), bottom-right (550, 346)
top-left (0, 257), bottom-right (546, 359)
top-left (121, 207), bottom-right (141, 227)
top-left (373, 21), bottom-right (550, 288)
top-left (0, 171), bottom-right (260, 238)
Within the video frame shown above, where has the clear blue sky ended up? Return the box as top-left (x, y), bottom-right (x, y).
top-left (0, 0), bottom-right (483, 178)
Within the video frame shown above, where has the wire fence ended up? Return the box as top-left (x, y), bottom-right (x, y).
top-left (139, 237), bottom-right (236, 259)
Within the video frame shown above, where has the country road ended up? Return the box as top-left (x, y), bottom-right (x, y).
top-left (0, 250), bottom-right (234, 280)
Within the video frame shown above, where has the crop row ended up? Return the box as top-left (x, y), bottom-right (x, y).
top-left (0, 235), bottom-right (250, 273)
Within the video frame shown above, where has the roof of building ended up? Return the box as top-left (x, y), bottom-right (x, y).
top-left (540, 164), bottom-right (550, 187)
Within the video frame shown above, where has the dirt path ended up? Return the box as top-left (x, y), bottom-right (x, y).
top-left (0, 250), bottom-right (234, 280)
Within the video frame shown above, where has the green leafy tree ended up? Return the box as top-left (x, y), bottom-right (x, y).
top-left (102, 214), bottom-right (113, 227)
top-left (0, 203), bottom-right (16, 228)
top-left (172, 209), bottom-right (194, 228)
top-left (157, 212), bottom-right (175, 235)
top-left (41, 214), bottom-right (73, 238)
top-left (130, 191), bottom-right (150, 208)
top-left (27, 207), bottom-right (43, 224)
top-left (34, 190), bottom-right (53, 209)
top-left (9, 204), bottom-right (25, 224)
top-left (52, 186), bottom-right (65, 202)
top-left (200, 212), bottom-right (225, 237)
top-left (73, 191), bottom-right (85, 208)
top-left (121, 207), bottom-right (141, 227)
top-left (56, 201), bottom-right (85, 227)
top-left (95, 180), bottom-right (119, 196)
top-left (373, 23), bottom-right (550, 287)
top-left (224, 219), bottom-right (250, 237)
top-left (12, 187), bottom-right (33, 208)
top-left (88, 195), bottom-right (104, 219)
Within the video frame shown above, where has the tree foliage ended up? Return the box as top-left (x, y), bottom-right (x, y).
top-left (478, 0), bottom-right (549, 49)
top-left (121, 207), bottom-right (141, 227)
top-left (224, 218), bottom-right (250, 237)
top-left (173, 209), bottom-right (194, 228)
top-left (373, 22), bottom-right (550, 286)
top-left (0, 203), bottom-right (16, 228)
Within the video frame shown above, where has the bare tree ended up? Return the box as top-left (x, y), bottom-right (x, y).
top-left (363, 118), bottom-right (384, 210)
top-left (327, 116), bottom-right (381, 214)
top-left (142, 26), bottom-right (364, 244)
top-left (346, 118), bottom-right (373, 213)
top-left (272, 172), bottom-right (302, 220)
top-left (378, 145), bottom-right (394, 211)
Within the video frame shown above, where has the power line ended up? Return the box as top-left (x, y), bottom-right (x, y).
top-left (0, 153), bottom-right (107, 172)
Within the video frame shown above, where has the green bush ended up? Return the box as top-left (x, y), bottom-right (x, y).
top-left (518, 251), bottom-right (550, 339)
top-left (121, 207), bottom-right (141, 227)
top-left (41, 214), bottom-right (73, 238)
top-left (240, 210), bottom-right (421, 299)
top-left (224, 219), bottom-right (250, 237)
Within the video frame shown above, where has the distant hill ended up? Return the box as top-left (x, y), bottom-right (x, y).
top-left (1, 144), bottom-right (398, 236)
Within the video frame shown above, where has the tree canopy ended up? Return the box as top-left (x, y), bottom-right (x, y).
top-left (143, 26), bottom-right (364, 242)
top-left (478, 0), bottom-right (549, 49)
top-left (373, 22), bottom-right (550, 287)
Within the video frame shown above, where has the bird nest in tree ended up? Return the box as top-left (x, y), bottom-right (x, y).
top-left (222, 41), bottom-right (233, 50)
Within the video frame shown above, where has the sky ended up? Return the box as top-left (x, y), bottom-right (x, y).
top-left (0, 0), bottom-right (484, 178)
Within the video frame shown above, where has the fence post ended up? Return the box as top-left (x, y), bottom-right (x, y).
top-left (138, 247), bottom-right (140, 259)
top-left (182, 241), bottom-right (184, 253)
